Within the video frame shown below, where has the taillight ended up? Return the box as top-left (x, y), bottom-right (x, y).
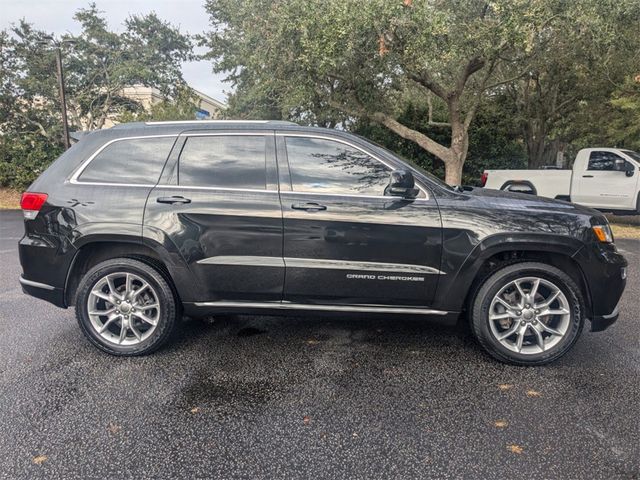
top-left (20, 192), bottom-right (48, 219)
top-left (480, 171), bottom-right (488, 187)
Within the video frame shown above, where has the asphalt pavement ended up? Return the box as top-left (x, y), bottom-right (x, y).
top-left (0, 209), bottom-right (638, 479)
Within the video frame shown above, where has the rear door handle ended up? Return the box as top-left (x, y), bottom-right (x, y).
top-left (157, 196), bottom-right (191, 205)
top-left (582, 175), bottom-right (594, 178)
top-left (291, 202), bottom-right (327, 211)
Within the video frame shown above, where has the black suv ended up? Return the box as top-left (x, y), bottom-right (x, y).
top-left (19, 121), bottom-right (627, 365)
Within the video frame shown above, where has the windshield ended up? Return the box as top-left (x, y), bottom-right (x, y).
top-left (354, 135), bottom-right (455, 191)
top-left (623, 150), bottom-right (640, 163)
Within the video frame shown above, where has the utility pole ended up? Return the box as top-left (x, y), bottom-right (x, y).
top-left (41, 36), bottom-right (74, 150)
top-left (54, 47), bottom-right (70, 150)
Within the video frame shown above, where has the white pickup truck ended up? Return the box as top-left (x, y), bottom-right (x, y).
top-left (482, 148), bottom-right (640, 214)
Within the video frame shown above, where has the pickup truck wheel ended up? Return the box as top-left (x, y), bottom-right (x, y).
top-left (75, 258), bottom-right (178, 356)
top-left (471, 262), bottom-right (584, 366)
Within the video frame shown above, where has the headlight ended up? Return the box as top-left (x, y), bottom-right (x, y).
top-left (592, 224), bottom-right (614, 243)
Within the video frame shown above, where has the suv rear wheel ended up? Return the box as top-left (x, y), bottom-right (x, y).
top-left (470, 262), bottom-right (585, 366)
top-left (75, 258), bottom-right (178, 356)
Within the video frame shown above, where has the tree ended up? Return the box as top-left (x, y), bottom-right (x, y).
top-left (0, 4), bottom-right (193, 188)
top-left (202, 0), bottom-right (575, 184)
top-left (66, 4), bottom-right (193, 129)
top-left (1, 4), bottom-right (192, 134)
top-left (498, 0), bottom-right (640, 167)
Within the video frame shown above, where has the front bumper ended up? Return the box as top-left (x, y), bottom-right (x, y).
top-left (19, 276), bottom-right (66, 308)
top-left (591, 303), bottom-right (620, 332)
top-left (573, 243), bottom-right (627, 332)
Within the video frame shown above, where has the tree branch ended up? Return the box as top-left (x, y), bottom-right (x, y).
top-left (325, 97), bottom-right (451, 162)
top-left (371, 111), bottom-right (451, 161)
top-left (427, 92), bottom-right (451, 127)
top-left (456, 56), bottom-right (486, 95)
top-left (408, 71), bottom-right (448, 100)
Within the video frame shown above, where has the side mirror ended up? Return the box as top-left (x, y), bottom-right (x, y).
top-left (625, 162), bottom-right (635, 177)
top-left (614, 158), bottom-right (635, 175)
top-left (384, 169), bottom-right (419, 199)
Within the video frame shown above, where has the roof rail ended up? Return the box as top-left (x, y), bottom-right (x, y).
top-left (143, 120), bottom-right (296, 126)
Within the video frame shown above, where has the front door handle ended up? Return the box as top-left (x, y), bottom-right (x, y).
top-left (291, 202), bottom-right (327, 211)
top-left (157, 196), bottom-right (191, 205)
top-left (582, 175), bottom-right (594, 178)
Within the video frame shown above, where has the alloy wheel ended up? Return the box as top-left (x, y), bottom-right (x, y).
top-left (488, 276), bottom-right (571, 355)
top-left (87, 272), bottom-right (160, 346)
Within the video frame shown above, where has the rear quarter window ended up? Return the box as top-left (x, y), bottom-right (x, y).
top-left (77, 136), bottom-right (176, 185)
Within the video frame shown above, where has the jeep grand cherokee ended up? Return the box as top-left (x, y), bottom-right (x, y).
top-left (18, 121), bottom-right (627, 365)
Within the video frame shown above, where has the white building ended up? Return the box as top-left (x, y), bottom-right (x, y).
top-left (102, 85), bottom-right (227, 128)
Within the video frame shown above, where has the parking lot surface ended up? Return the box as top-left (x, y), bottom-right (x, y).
top-left (0, 210), bottom-right (638, 479)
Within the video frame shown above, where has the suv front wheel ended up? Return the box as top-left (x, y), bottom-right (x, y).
top-left (471, 262), bottom-right (585, 366)
top-left (75, 258), bottom-right (178, 356)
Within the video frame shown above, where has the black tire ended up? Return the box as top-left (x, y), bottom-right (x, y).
top-left (75, 258), bottom-right (178, 356)
top-left (470, 262), bottom-right (585, 366)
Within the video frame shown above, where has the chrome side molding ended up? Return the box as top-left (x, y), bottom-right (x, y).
top-left (196, 255), bottom-right (443, 274)
top-left (192, 300), bottom-right (448, 316)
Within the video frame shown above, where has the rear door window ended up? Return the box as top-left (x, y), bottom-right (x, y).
top-left (78, 136), bottom-right (176, 184)
top-left (178, 135), bottom-right (267, 189)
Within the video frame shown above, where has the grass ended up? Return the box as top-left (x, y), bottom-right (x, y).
top-left (611, 222), bottom-right (640, 240)
top-left (0, 188), bottom-right (20, 209)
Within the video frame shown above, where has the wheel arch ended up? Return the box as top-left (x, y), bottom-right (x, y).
top-left (64, 237), bottom-right (196, 307)
top-left (437, 234), bottom-right (592, 318)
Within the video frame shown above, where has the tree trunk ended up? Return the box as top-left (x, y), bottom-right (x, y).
top-left (445, 119), bottom-right (468, 185)
top-left (524, 120), bottom-right (547, 169)
top-left (443, 153), bottom-right (464, 185)
top-left (371, 109), bottom-right (469, 186)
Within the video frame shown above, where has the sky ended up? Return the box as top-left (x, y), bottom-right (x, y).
top-left (0, 0), bottom-right (230, 103)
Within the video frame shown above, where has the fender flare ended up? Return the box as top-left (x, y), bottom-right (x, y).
top-left (65, 225), bottom-right (199, 304)
top-left (435, 233), bottom-right (586, 312)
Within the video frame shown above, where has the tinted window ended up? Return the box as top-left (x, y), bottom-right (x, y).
top-left (285, 137), bottom-right (390, 195)
top-left (178, 135), bottom-right (267, 189)
top-left (79, 137), bottom-right (175, 184)
top-left (588, 151), bottom-right (625, 171)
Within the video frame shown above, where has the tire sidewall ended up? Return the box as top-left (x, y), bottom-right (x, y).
top-left (472, 263), bottom-right (584, 365)
top-left (75, 258), bottom-right (176, 356)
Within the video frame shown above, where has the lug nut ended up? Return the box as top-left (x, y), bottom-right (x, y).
top-left (532, 320), bottom-right (537, 325)
top-left (517, 311), bottom-right (522, 316)
top-left (521, 320), bottom-right (526, 326)
top-left (535, 309), bottom-right (540, 314)
top-left (117, 300), bottom-right (121, 304)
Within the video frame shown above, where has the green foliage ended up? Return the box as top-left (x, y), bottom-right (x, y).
top-left (0, 134), bottom-right (63, 189)
top-left (0, 4), bottom-right (192, 189)
top-left (607, 78), bottom-right (640, 151)
top-left (201, 0), bottom-right (554, 184)
top-left (202, 0), bottom-right (639, 182)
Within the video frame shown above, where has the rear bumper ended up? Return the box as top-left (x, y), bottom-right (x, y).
top-left (19, 276), bottom-right (66, 308)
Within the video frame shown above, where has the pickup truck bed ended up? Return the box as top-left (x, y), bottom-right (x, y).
top-left (482, 148), bottom-right (640, 213)
top-left (483, 169), bottom-right (572, 199)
